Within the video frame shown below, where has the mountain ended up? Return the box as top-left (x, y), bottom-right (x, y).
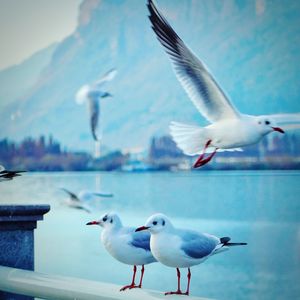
top-left (0, 43), bottom-right (57, 110)
top-left (1, 0), bottom-right (300, 152)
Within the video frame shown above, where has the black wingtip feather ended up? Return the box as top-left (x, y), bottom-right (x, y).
top-left (221, 236), bottom-right (247, 246)
top-left (147, 0), bottom-right (183, 58)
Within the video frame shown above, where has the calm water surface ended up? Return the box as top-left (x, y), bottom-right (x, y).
top-left (0, 170), bottom-right (299, 300)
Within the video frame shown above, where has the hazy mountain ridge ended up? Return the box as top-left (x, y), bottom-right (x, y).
top-left (0, 43), bottom-right (57, 110)
top-left (1, 0), bottom-right (300, 152)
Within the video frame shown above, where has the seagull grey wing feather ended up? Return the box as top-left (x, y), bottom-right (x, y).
top-left (130, 229), bottom-right (152, 252)
top-left (61, 188), bottom-right (80, 202)
top-left (72, 204), bottom-right (91, 213)
top-left (92, 192), bottom-right (113, 198)
top-left (93, 68), bottom-right (117, 88)
top-left (88, 97), bottom-right (100, 141)
top-left (147, 0), bottom-right (240, 123)
top-left (266, 113), bottom-right (300, 130)
top-left (178, 229), bottom-right (219, 259)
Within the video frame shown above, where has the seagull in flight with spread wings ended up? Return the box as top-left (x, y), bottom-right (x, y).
top-left (60, 188), bottom-right (113, 213)
top-left (0, 165), bottom-right (26, 182)
top-left (76, 68), bottom-right (117, 141)
top-left (147, 0), bottom-right (300, 168)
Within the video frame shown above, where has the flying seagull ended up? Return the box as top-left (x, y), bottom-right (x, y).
top-left (136, 213), bottom-right (246, 296)
top-left (0, 165), bottom-right (26, 182)
top-left (147, 0), bottom-right (300, 168)
top-left (76, 68), bottom-right (117, 141)
top-left (60, 188), bottom-right (113, 213)
top-left (87, 212), bottom-right (157, 291)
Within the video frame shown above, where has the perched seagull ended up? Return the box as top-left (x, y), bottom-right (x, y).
top-left (0, 165), bottom-right (26, 182)
top-left (75, 68), bottom-right (117, 141)
top-left (146, 0), bottom-right (300, 168)
top-left (136, 213), bottom-right (247, 296)
top-left (86, 212), bottom-right (157, 291)
top-left (60, 188), bottom-right (113, 213)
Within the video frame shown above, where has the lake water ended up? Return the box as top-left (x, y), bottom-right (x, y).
top-left (1, 171), bottom-right (299, 300)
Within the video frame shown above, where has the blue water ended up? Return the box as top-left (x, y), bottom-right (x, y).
top-left (1, 171), bottom-right (299, 300)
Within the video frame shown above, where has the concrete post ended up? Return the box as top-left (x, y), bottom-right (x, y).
top-left (0, 204), bottom-right (50, 300)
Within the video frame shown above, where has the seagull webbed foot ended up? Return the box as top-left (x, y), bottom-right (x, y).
top-left (120, 284), bottom-right (141, 291)
top-left (164, 290), bottom-right (188, 296)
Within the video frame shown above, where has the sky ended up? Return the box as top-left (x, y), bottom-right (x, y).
top-left (0, 0), bottom-right (82, 71)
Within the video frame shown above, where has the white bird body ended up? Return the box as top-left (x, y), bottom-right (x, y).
top-left (87, 212), bottom-right (156, 291)
top-left (147, 0), bottom-right (298, 167)
top-left (149, 230), bottom-right (218, 268)
top-left (207, 115), bottom-right (267, 148)
top-left (101, 225), bottom-right (156, 266)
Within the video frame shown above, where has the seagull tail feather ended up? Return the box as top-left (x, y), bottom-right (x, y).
top-left (220, 237), bottom-right (247, 246)
top-left (169, 121), bottom-right (210, 156)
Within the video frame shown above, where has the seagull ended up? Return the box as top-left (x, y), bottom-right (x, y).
top-left (0, 165), bottom-right (26, 182)
top-left (136, 213), bottom-right (247, 296)
top-left (75, 68), bottom-right (117, 141)
top-left (60, 188), bottom-right (113, 213)
top-left (86, 212), bottom-right (157, 291)
top-left (146, 0), bottom-right (300, 168)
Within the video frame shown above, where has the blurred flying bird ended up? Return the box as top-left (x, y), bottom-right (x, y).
top-left (61, 188), bottom-right (113, 213)
top-left (0, 165), bottom-right (26, 182)
top-left (75, 68), bottom-right (117, 142)
top-left (136, 213), bottom-right (247, 296)
top-left (87, 212), bottom-right (157, 291)
top-left (147, 0), bottom-right (300, 168)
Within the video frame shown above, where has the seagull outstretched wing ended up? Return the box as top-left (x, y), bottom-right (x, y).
top-left (147, 0), bottom-right (240, 123)
top-left (93, 68), bottom-right (117, 89)
top-left (61, 188), bottom-right (80, 202)
top-left (88, 97), bottom-right (101, 141)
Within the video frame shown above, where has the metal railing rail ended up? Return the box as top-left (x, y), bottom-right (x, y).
top-left (0, 265), bottom-right (209, 300)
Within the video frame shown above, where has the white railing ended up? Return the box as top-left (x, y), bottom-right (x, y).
top-left (0, 266), bottom-right (210, 300)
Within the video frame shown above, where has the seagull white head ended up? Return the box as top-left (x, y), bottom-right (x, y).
top-left (254, 116), bottom-right (285, 136)
top-left (136, 213), bottom-right (173, 234)
top-left (86, 212), bottom-right (122, 229)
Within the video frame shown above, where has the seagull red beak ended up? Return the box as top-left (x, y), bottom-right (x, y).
top-left (272, 127), bottom-right (285, 134)
top-left (86, 221), bottom-right (100, 225)
top-left (135, 226), bottom-right (150, 232)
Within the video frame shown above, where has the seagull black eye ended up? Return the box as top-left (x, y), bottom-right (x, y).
top-left (110, 219), bottom-right (113, 224)
top-left (162, 220), bottom-right (165, 226)
top-left (153, 221), bottom-right (157, 225)
top-left (265, 120), bottom-right (270, 125)
top-left (103, 216), bottom-right (107, 222)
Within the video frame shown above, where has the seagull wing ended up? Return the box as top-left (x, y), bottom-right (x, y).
top-left (61, 188), bottom-right (80, 202)
top-left (88, 97), bottom-right (101, 141)
top-left (130, 229), bottom-right (152, 252)
top-left (178, 229), bottom-right (219, 259)
top-left (147, 0), bottom-right (240, 123)
top-left (92, 192), bottom-right (114, 198)
top-left (0, 165), bottom-right (5, 172)
top-left (93, 68), bottom-right (117, 89)
top-left (265, 113), bottom-right (300, 130)
top-left (71, 204), bottom-right (91, 213)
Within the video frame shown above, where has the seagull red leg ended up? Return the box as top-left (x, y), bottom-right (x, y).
top-left (120, 265), bottom-right (138, 291)
top-left (184, 268), bottom-right (191, 295)
top-left (165, 268), bottom-right (184, 295)
top-left (193, 140), bottom-right (218, 168)
top-left (137, 264), bottom-right (145, 288)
